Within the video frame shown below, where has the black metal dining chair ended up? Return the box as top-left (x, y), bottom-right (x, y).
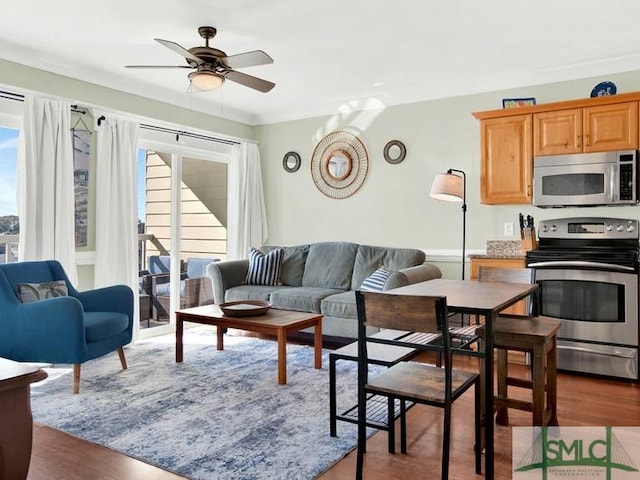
top-left (355, 290), bottom-right (481, 480)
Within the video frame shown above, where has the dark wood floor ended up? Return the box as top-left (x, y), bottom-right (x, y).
top-left (29, 424), bottom-right (187, 480)
top-left (318, 360), bottom-right (640, 480)
top-left (28, 357), bottom-right (640, 480)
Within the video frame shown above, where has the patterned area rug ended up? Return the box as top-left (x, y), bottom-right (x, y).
top-left (30, 327), bottom-right (368, 480)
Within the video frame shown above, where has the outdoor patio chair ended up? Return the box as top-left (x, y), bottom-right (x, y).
top-left (145, 256), bottom-right (218, 320)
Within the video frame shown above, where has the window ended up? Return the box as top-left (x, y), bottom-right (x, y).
top-left (0, 125), bottom-right (19, 263)
top-left (73, 128), bottom-right (91, 247)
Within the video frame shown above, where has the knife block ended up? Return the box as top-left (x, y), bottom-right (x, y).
top-left (520, 227), bottom-right (537, 253)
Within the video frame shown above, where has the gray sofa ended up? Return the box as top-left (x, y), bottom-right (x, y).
top-left (206, 241), bottom-right (442, 340)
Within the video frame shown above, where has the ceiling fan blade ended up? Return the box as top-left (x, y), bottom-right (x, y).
top-left (154, 38), bottom-right (203, 65)
top-left (223, 50), bottom-right (273, 69)
top-left (225, 70), bottom-right (275, 93)
top-left (125, 65), bottom-right (193, 69)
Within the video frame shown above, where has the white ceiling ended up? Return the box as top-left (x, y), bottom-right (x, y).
top-left (2, 0), bottom-right (640, 126)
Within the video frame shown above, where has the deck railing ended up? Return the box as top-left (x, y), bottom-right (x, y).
top-left (0, 234), bottom-right (167, 269)
top-left (0, 235), bottom-right (19, 264)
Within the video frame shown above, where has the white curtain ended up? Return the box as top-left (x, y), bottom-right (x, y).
top-left (18, 96), bottom-right (77, 284)
top-left (94, 113), bottom-right (139, 311)
top-left (228, 142), bottom-right (268, 259)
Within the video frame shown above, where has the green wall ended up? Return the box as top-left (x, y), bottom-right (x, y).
top-left (0, 58), bottom-right (254, 140)
top-left (255, 70), bottom-right (640, 277)
top-left (4, 57), bottom-right (640, 280)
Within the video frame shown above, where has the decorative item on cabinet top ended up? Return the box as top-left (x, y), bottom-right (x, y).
top-left (502, 97), bottom-right (536, 109)
top-left (590, 81), bottom-right (617, 98)
top-left (310, 130), bottom-right (369, 199)
top-left (383, 140), bottom-right (406, 164)
top-left (282, 151), bottom-right (301, 172)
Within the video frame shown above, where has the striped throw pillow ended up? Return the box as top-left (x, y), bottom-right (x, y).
top-left (246, 248), bottom-right (284, 286)
top-left (360, 267), bottom-right (392, 292)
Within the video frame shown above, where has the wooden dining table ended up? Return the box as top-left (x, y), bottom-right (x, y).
top-left (388, 278), bottom-right (539, 480)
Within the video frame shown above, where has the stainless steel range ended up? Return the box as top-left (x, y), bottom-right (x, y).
top-left (525, 217), bottom-right (639, 381)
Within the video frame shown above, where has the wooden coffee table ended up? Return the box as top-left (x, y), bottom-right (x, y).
top-left (175, 305), bottom-right (323, 385)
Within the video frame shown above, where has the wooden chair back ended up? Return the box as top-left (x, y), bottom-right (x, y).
top-left (355, 290), bottom-right (452, 371)
top-left (478, 266), bottom-right (533, 284)
top-left (478, 266), bottom-right (535, 315)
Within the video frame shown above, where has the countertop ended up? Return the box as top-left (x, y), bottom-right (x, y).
top-left (468, 240), bottom-right (526, 260)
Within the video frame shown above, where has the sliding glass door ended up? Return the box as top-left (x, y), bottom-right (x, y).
top-left (137, 138), bottom-right (230, 338)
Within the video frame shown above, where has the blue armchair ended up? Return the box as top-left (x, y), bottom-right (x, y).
top-left (0, 260), bottom-right (134, 394)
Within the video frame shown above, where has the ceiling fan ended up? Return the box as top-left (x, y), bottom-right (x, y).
top-left (126, 26), bottom-right (275, 93)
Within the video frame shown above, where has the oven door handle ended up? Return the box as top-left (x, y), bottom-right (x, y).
top-left (559, 344), bottom-right (637, 359)
top-left (527, 260), bottom-right (636, 272)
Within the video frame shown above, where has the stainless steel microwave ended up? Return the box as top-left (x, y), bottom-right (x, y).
top-left (533, 150), bottom-right (639, 207)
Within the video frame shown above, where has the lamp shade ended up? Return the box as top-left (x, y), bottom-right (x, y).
top-left (430, 172), bottom-right (464, 202)
top-left (189, 71), bottom-right (224, 91)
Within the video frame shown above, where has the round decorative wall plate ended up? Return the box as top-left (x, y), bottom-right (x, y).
top-left (282, 151), bottom-right (301, 172)
top-left (311, 130), bottom-right (369, 199)
top-left (590, 81), bottom-right (617, 97)
top-left (383, 140), bottom-right (406, 164)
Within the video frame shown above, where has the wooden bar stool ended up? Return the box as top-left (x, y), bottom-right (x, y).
top-left (479, 266), bottom-right (561, 427)
top-left (491, 315), bottom-right (560, 426)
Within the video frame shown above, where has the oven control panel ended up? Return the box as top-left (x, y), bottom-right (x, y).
top-left (538, 217), bottom-right (639, 240)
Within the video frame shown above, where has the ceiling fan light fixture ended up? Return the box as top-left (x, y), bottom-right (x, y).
top-left (189, 70), bottom-right (224, 91)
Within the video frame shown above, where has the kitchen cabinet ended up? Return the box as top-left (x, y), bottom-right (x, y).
top-left (533, 102), bottom-right (638, 156)
top-left (479, 114), bottom-right (532, 204)
top-left (473, 91), bottom-right (640, 205)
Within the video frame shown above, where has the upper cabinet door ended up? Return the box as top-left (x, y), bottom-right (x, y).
top-left (480, 115), bottom-right (533, 204)
top-left (533, 109), bottom-right (582, 156)
top-left (583, 102), bottom-right (638, 152)
top-left (533, 102), bottom-right (638, 156)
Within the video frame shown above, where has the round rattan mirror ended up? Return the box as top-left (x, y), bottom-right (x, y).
top-left (311, 131), bottom-right (368, 199)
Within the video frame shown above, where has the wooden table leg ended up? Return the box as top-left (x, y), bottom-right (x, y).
top-left (314, 319), bottom-right (322, 370)
top-left (277, 328), bottom-right (287, 385)
top-left (216, 323), bottom-right (224, 350)
top-left (548, 337), bottom-right (559, 426)
top-left (175, 314), bottom-right (184, 362)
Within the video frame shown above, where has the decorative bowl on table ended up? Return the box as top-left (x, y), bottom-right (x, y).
top-left (219, 300), bottom-right (272, 317)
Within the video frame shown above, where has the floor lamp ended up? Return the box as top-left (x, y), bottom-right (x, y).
top-left (429, 169), bottom-right (467, 280)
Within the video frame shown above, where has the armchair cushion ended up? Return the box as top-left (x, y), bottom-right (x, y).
top-left (186, 257), bottom-right (217, 279)
top-left (84, 311), bottom-right (129, 342)
top-left (153, 279), bottom-right (185, 298)
top-left (148, 255), bottom-right (171, 275)
top-left (17, 280), bottom-right (68, 303)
